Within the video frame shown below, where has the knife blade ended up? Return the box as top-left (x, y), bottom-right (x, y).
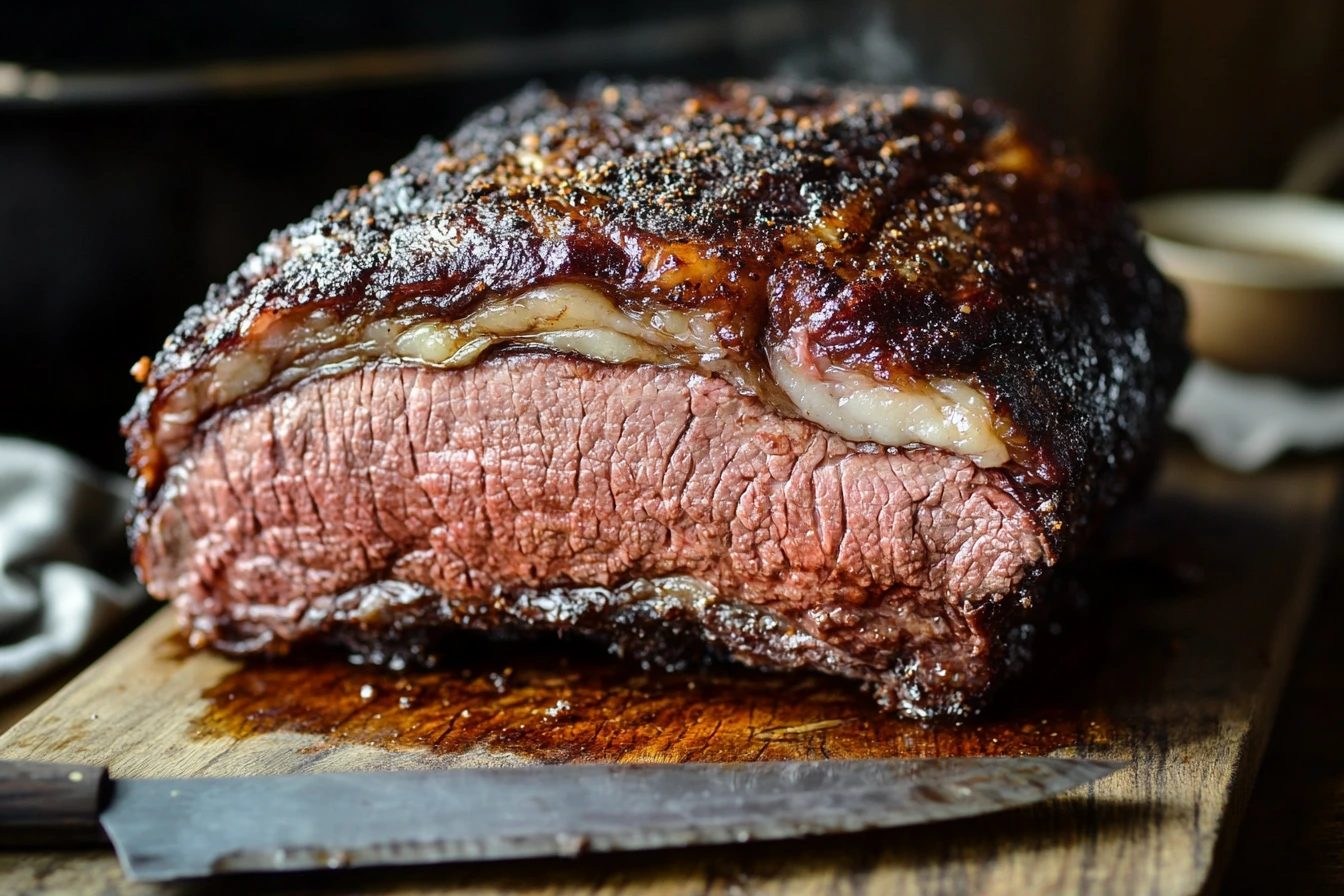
top-left (0, 757), bottom-right (1123, 882)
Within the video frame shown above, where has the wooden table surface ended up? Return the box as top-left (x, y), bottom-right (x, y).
top-left (1221, 491), bottom-right (1344, 894)
top-left (1, 453), bottom-right (1341, 895)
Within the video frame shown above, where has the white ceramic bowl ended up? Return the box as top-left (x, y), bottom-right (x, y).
top-left (1134, 192), bottom-right (1344, 382)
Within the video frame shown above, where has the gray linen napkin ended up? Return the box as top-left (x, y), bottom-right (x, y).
top-left (0, 438), bottom-right (146, 698)
top-left (1171, 361), bottom-right (1344, 472)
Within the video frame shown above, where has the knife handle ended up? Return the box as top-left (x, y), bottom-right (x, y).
top-left (0, 761), bottom-right (110, 848)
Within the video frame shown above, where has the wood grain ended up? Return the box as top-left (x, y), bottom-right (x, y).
top-left (1221, 510), bottom-right (1344, 894)
top-left (0, 448), bottom-right (1337, 896)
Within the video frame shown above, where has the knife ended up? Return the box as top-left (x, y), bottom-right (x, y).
top-left (0, 757), bottom-right (1122, 882)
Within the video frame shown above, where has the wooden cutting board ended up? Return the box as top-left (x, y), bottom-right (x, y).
top-left (0, 448), bottom-right (1338, 896)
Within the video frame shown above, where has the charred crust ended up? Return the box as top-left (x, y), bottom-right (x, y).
top-left (123, 78), bottom-right (1187, 559)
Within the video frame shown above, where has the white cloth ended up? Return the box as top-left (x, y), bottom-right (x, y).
top-left (1171, 361), bottom-right (1344, 472)
top-left (0, 438), bottom-right (146, 698)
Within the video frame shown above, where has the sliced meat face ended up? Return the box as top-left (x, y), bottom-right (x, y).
top-left (142, 354), bottom-right (1049, 716)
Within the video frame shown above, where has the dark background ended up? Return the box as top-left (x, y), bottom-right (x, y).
top-left (2, 0), bottom-right (1342, 471)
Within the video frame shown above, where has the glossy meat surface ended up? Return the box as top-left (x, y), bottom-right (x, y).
top-left (124, 79), bottom-right (1186, 554)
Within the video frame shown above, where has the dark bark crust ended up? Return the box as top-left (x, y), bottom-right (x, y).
top-left (124, 79), bottom-right (1187, 556)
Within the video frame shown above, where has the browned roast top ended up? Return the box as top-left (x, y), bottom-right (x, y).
top-left (124, 79), bottom-right (1186, 549)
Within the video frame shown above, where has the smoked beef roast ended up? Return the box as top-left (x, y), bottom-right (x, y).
top-left (124, 80), bottom-right (1187, 716)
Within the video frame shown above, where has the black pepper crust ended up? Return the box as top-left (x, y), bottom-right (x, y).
top-left (124, 79), bottom-right (1187, 554)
